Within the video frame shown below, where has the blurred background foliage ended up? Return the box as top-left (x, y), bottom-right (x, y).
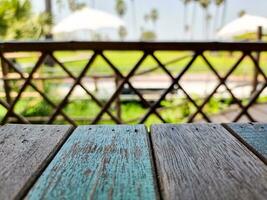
top-left (0, 0), bottom-right (51, 40)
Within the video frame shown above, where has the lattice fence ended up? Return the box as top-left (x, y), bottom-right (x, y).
top-left (0, 42), bottom-right (267, 125)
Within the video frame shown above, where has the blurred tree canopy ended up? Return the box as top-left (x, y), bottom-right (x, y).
top-left (0, 0), bottom-right (51, 40)
top-left (115, 0), bottom-right (127, 18)
top-left (140, 31), bottom-right (156, 41)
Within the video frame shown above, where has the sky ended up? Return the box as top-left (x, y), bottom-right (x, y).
top-left (31, 0), bottom-right (267, 41)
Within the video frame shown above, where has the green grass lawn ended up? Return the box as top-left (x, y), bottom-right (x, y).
top-left (14, 50), bottom-right (267, 77)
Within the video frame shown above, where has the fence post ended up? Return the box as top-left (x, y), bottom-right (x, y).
top-left (115, 75), bottom-right (121, 121)
top-left (252, 26), bottom-right (262, 94)
top-left (1, 57), bottom-right (12, 104)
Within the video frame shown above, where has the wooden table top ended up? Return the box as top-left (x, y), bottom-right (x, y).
top-left (0, 123), bottom-right (267, 200)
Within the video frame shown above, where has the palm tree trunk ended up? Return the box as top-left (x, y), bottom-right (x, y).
top-left (91, 0), bottom-right (95, 8)
top-left (213, 5), bottom-right (219, 34)
top-left (45, 0), bottom-right (54, 66)
top-left (131, 0), bottom-right (137, 37)
top-left (205, 8), bottom-right (209, 40)
top-left (183, 3), bottom-right (188, 39)
top-left (190, 1), bottom-right (197, 39)
top-left (220, 0), bottom-right (227, 28)
top-left (206, 9), bottom-right (210, 40)
top-left (45, 0), bottom-right (52, 14)
top-left (45, 0), bottom-right (53, 39)
top-left (202, 9), bottom-right (206, 39)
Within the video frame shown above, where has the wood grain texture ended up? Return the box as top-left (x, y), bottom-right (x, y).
top-left (151, 124), bottom-right (267, 200)
top-left (25, 125), bottom-right (158, 200)
top-left (224, 123), bottom-right (267, 164)
top-left (0, 124), bottom-right (73, 200)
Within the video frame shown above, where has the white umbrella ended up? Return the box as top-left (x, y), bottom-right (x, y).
top-left (52, 7), bottom-right (125, 34)
top-left (217, 14), bottom-right (267, 39)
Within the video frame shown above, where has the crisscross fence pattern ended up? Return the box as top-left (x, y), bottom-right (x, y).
top-left (0, 41), bottom-right (267, 126)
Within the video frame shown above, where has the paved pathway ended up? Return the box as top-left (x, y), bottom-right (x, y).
top-left (204, 103), bottom-right (267, 123)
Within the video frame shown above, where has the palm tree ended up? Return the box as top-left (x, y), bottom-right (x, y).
top-left (150, 9), bottom-right (159, 31)
top-left (220, 0), bottom-right (227, 28)
top-left (144, 14), bottom-right (150, 23)
top-left (118, 26), bottom-right (127, 41)
top-left (0, 0), bottom-right (31, 39)
top-left (140, 30), bottom-right (157, 41)
top-left (0, 0), bottom-right (51, 40)
top-left (67, 0), bottom-right (86, 12)
top-left (0, 3), bottom-right (9, 37)
top-left (91, 0), bottom-right (95, 8)
top-left (213, 0), bottom-right (224, 31)
top-left (190, 0), bottom-right (198, 39)
top-left (181, 0), bottom-right (191, 38)
top-left (206, 13), bottom-right (212, 39)
top-left (130, 0), bottom-right (137, 35)
top-left (238, 9), bottom-right (246, 18)
top-left (142, 10), bottom-right (158, 40)
top-left (115, 0), bottom-right (127, 41)
top-left (45, 0), bottom-right (52, 16)
top-left (115, 0), bottom-right (127, 18)
top-left (12, 0), bottom-right (32, 20)
top-left (45, 0), bottom-right (53, 38)
top-left (199, 0), bottom-right (211, 39)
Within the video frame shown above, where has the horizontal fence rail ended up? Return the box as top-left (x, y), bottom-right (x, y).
top-left (1, 41), bottom-right (267, 51)
top-left (0, 41), bottom-right (267, 126)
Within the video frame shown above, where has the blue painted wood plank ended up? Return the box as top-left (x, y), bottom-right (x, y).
top-left (25, 125), bottom-right (158, 200)
top-left (225, 123), bottom-right (267, 164)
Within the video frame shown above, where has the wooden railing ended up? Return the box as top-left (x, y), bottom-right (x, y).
top-left (0, 41), bottom-right (267, 125)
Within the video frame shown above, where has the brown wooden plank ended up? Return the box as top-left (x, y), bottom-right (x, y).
top-left (224, 123), bottom-right (267, 164)
top-left (0, 124), bottom-right (73, 200)
top-left (151, 124), bottom-right (267, 200)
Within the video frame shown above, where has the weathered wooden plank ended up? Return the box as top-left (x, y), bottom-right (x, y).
top-left (224, 123), bottom-right (267, 164)
top-left (0, 124), bottom-right (73, 200)
top-left (151, 124), bottom-right (267, 200)
top-left (25, 125), bottom-right (158, 200)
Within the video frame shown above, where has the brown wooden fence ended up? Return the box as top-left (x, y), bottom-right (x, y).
top-left (0, 41), bottom-right (267, 125)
